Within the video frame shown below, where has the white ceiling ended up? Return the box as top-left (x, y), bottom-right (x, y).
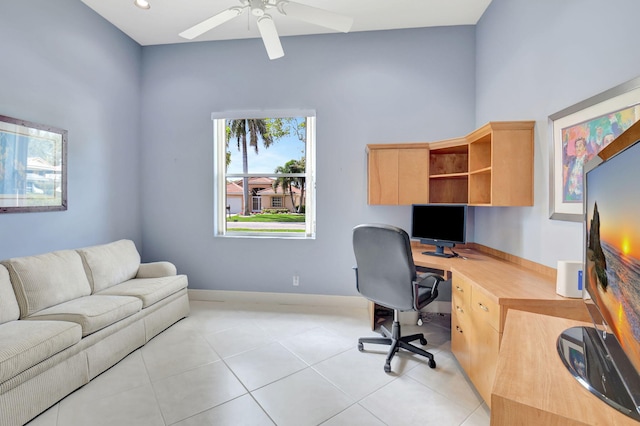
top-left (81, 0), bottom-right (492, 46)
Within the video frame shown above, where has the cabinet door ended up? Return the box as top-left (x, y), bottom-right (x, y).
top-left (368, 147), bottom-right (429, 205)
top-left (398, 148), bottom-right (429, 204)
top-left (451, 308), bottom-right (471, 372)
top-left (469, 318), bottom-right (500, 406)
top-left (469, 289), bottom-right (501, 405)
top-left (368, 149), bottom-right (399, 204)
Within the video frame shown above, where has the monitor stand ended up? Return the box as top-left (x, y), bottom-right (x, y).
top-left (422, 245), bottom-right (454, 258)
top-left (557, 326), bottom-right (640, 421)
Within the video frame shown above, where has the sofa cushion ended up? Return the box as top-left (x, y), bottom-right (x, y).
top-left (0, 320), bottom-right (82, 383)
top-left (77, 240), bottom-right (141, 293)
top-left (0, 264), bottom-right (20, 324)
top-left (2, 250), bottom-right (92, 318)
top-left (97, 275), bottom-right (188, 308)
top-left (26, 295), bottom-right (142, 337)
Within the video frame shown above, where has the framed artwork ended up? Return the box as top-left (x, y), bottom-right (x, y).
top-left (0, 115), bottom-right (67, 213)
top-left (549, 76), bottom-right (640, 221)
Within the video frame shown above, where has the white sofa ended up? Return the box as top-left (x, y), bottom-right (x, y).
top-left (0, 239), bottom-right (190, 426)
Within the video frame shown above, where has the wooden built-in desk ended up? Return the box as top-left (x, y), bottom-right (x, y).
top-left (492, 310), bottom-right (639, 425)
top-left (412, 245), bottom-right (590, 322)
top-left (373, 244), bottom-right (590, 406)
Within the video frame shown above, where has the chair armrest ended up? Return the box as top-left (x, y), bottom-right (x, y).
top-left (415, 272), bottom-right (444, 297)
top-left (137, 261), bottom-right (177, 278)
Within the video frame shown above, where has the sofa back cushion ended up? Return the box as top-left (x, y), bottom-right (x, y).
top-left (0, 264), bottom-right (20, 324)
top-left (77, 239), bottom-right (141, 293)
top-left (2, 250), bottom-right (92, 318)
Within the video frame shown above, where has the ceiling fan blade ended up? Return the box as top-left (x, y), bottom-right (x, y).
top-left (277, 1), bottom-right (353, 33)
top-left (179, 7), bottom-right (244, 40)
top-left (256, 15), bottom-right (284, 60)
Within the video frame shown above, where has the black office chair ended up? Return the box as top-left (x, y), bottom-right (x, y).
top-left (352, 223), bottom-right (444, 373)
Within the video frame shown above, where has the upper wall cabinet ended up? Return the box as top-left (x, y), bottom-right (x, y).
top-left (367, 121), bottom-right (535, 206)
top-left (467, 121), bottom-right (535, 206)
top-left (367, 144), bottom-right (430, 205)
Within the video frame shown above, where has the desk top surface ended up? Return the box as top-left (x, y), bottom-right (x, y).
top-left (492, 310), bottom-right (639, 426)
top-left (411, 247), bottom-right (579, 307)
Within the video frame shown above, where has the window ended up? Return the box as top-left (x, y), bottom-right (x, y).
top-left (212, 110), bottom-right (316, 238)
top-left (271, 196), bottom-right (283, 208)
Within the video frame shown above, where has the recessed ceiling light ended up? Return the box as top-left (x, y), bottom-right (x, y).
top-left (134, 0), bottom-right (150, 10)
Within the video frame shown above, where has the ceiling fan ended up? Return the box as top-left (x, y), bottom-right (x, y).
top-left (179, 0), bottom-right (354, 60)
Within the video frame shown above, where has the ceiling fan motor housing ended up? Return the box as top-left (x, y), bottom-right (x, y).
top-left (250, 0), bottom-right (266, 16)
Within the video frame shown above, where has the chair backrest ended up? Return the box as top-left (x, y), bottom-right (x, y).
top-left (352, 224), bottom-right (417, 311)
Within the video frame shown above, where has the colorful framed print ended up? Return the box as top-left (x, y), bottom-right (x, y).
top-left (549, 76), bottom-right (640, 221)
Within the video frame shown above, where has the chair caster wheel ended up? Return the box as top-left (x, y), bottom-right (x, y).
top-left (358, 342), bottom-right (364, 352)
top-left (420, 337), bottom-right (427, 345)
top-left (429, 359), bottom-right (436, 369)
top-left (384, 363), bottom-right (391, 373)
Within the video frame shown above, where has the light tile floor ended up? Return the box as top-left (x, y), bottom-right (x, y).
top-left (27, 300), bottom-right (490, 426)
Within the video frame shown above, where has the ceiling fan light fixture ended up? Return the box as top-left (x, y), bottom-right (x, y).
top-left (134, 0), bottom-right (151, 10)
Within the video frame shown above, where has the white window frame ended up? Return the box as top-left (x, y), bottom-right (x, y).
top-left (212, 110), bottom-right (316, 239)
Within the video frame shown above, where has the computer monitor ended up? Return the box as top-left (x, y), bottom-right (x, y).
top-left (411, 204), bottom-right (467, 258)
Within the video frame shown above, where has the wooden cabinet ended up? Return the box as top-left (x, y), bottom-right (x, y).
top-left (367, 144), bottom-right (429, 205)
top-left (451, 274), bottom-right (502, 406)
top-left (467, 121), bottom-right (535, 206)
top-left (367, 121), bottom-right (535, 206)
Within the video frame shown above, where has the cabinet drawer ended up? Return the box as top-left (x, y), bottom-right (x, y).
top-left (452, 276), bottom-right (471, 306)
top-left (472, 289), bottom-right (500, 331)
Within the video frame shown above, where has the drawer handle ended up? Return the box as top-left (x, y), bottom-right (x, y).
top-left (455, 286), bottom-right (464, 292)
top-left (456, 305), bottom-right (464, 313)
top-left (478, 303), bottom-right (489, 312)
top-left (455, 325), bottom-right (463, 334)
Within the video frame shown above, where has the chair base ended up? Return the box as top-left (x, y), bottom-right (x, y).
top-left (358, 318), bottom-right (436, 373)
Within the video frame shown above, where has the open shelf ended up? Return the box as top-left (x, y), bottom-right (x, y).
top-left (429, 145), bottom-right (468, 177)
top-left (430, 176), bottom-right (468, 204)
top-left (469, 170), bottom-right (491, 205)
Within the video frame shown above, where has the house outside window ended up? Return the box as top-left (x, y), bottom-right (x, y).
top-left (212, 110), bottom-right (316, 238)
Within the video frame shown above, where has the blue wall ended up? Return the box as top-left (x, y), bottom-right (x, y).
top-left (139, 28), bottom-right (477, 294)
top-left (0, 0), bottom-right (142, 258)
top-left (474, 0), bottom-right (640, 267)
top-left (3, 0), bottom-right (640, 297)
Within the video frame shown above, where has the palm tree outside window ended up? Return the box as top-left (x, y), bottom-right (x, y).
top-left (212, 110), bottom-right (315, 238)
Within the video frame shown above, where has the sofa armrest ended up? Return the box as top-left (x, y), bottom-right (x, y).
top-left (136, 262), bottom-right (177, 278)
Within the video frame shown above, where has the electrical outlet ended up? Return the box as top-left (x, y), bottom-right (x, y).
top-left (293, 275), bottom-right (300, 286)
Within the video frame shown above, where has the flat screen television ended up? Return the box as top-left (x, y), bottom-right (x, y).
top-left (557, 135), bottom-right (640, 421)
top-left (410, 204), bottom-right (467, 258)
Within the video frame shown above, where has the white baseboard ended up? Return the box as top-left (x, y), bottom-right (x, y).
top-left (188, 289), bottom-right (368, 309)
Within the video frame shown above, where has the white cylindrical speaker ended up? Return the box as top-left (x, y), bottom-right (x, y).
top-left (556, 260), bottom-right (583, 298)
